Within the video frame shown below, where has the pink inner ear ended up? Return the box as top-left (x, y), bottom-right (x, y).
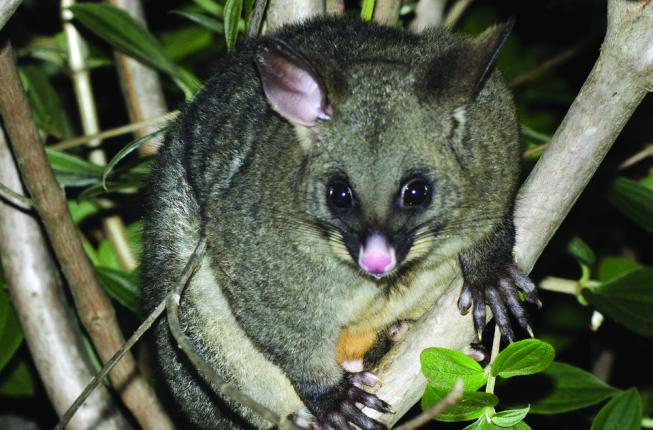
top-left (256, 45), bottom-right (331, 127)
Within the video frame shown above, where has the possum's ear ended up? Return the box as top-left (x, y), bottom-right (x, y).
top-left (424, 18), bottom-right (514, 104)
top-left (255, 38), bottom-right (332, 127)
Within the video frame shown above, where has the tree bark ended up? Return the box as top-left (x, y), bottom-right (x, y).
top-left (370, 0), bottom-right (653, 426)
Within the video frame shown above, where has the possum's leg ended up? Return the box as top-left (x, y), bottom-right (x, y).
top-left (457, 213), bottom-right (540, 342)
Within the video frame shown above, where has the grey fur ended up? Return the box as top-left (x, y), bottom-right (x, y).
top-left (141, 16), bottom-right (530, 429)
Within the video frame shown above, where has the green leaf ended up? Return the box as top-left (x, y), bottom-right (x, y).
top-left (224, 0), bottom-right (243, 52)
top-left (566, 236), bottom-right (596, 266)
top-left (530, 362), bottom-right (619, 414)
top-left (69, 4), bottom-right (200, 95)
top-left (597, 257), bottom-right (642, 283)
top-left (606, 177), bottom-right (653, 233)
top-left (465, 417), bottom-right (532, 430)
top-left (0, 288), bottom-right (23, 373)
top-left (582, 268), bottom-right (653, 337)
top-left (492, 339), bottom-right (555, 378)
top-left (20, 66), bottom-right (73, 139)
top-left (591, 388), bottom-right (641, 430)
top-left (95, 267), bottom-right (140, 313)
top-left (68, 200), bottom-right (100, 224)
top-left (422, 385), bottom-right (498, 422)
top-left (171, 11), bottom-right (224, 34)
top-left (102, 129), bottom-right (165, 190)
top-left (491, 406), bottom-right (530, 427)
top-left (361, 0), bottom-right (375, 22)
top-left (520, 124), bottom-right (550, 143)
top-left (420, 348), bottom-right (487, 392)
top-left (46, 148), bottom-right (104, 187)
top-left (193, 0), bottom-right (223, 16)
top-left (0, 360), bottom-right (34, 397)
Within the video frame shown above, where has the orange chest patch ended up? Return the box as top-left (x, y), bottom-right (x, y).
top-left (335, 327), bottom-right (379, 364)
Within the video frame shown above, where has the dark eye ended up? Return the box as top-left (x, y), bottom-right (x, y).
top-left (401, 178), bottom-right (431, 208)
top-left (328, 181), bottom-right (354, 210)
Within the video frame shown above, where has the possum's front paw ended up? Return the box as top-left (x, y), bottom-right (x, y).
top-left (303, 371), bottom-right (390, 430)
top-left (457, 262), bottom-right (541, 342)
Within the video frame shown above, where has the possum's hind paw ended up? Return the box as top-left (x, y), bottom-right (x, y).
top-left (308, 371), bottom-right (391, 430)
top-left (457, 263), bottom-right (540, 342)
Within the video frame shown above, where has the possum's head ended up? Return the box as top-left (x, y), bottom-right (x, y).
top-left (254, 21), bottom-right (517, 279)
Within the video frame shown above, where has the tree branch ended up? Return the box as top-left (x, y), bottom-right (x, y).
top-left (107, 0), bottom-right (169, 156)
top-left (373, 0), bottom-right (401, 26)
top-left (369, 0), bottom-right (653, 426)
top-left (0, 0), bottom-right (21, 29)
top-left (0, 124), bottom-right (129, 429)
top-left (0, 41), bottom-right (171, 430)
top-left (264, 0), bottom-right (324, 32)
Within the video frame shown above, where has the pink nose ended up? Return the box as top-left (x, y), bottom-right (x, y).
top-left (358, 234), bottom-right (396, 276)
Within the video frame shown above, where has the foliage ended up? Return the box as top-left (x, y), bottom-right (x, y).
top-left (1, 1), bottom-right (651, 429)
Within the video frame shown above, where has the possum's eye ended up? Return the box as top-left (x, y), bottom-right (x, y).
top-left (327, 181), bottom-right (354, 210)
top-left (400, 178), bottom-right (431, 208)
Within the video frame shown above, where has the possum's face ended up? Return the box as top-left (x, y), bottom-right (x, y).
top-left (254, 29), bottom-right (513, 279)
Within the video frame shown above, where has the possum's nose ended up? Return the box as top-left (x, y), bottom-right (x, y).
top-left (358, 233), bottom-right (396, 277)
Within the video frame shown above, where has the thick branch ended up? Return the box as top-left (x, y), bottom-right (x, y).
top-left (0, 0), bottom-right (21, 29)
top-left (373, 0), bottom-right (401, 26)
top-left (107, 0), bottom-right (168, 156)
top-left (370, 0), bottom-right (653, 426)
top-left (0, 129), bottom-right (128, 429)
top-left (0, 42), bottom-right (169, 430)
top-left (264, 0), bottom-right (324, 32)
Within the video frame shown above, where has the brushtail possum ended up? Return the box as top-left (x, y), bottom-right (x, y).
top-left (141, 15), bottom-right (539, 430)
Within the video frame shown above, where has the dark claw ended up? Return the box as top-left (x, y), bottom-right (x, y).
top-left (347, 386), bottom-right (391, 412)
top-left (312, 372), bottom-right (388, 430)
top-left (486, 286), bottom-right (515, 342)
top-left (499, 279), bottom-right (531, 334)
top-left (457, 284), bottom-right (473, 314)
top-left (471, 286), bottom-right (486, 340)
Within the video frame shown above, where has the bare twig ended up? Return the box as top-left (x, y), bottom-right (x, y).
top-left (393, 380), bottom-right (464, 430)
top-left (618, 143), bottom-right (653, 169)
top-left (523, 143), bottom-right (548, 159)
top-left (0, 41), bottom-right (167, 430)
top-left (368, 1), bottom-right (653, 426)
top-left (264, 0), bottom-right (324, 32)
top-left (0, 0), bottom-right (21, 29)
top-left (0, 180), bottom-right (32, 208)
top-left (51, 110), bottom-right (179, 150)
top-left (373, 0), bottom-right (401, 26)
top-left (247, 0), bottom-right (269, 38)
top-left (509, 37), bottom-right (593, 88)
top-left (409, 0), bottom-right (447, 33)
top-left (62, 0), bottom-right (138, 273)
top-left (443, 0), bottom-right (474, 28)
top-left (484, 326), bottom-right (502, 395)
top-left (0, 87), bottom-right (129, 430)
top-left (166, 237), bottom-right (301, 430)
top-left (107, 0), bottom-right (168, 156)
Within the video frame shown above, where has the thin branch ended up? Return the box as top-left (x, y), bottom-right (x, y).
top-left (484, 326), bottom-right (502, 395)
top-left (166, 237), bottom-right (301, 430)
top-left (62, 0), bottom-right (138, 273)
top-left (509, 37), bottom-right (593, 88)
top-left (0, 180), bottom-right (32, 208)
top-left (0, 41), bottom-right (165, 430)
top-left (264, 0), bottom-right (324, 32)
top-left (393, 380), bottom-right (464, 430)
top-left (443, 0), bottom-right (474, 28)
top-left (51, 110), bottom-right (179, 150)
top-left (618, 143), bottom-right (653, 169)
top-left (368, 1), bottom-right (653, 426)
top-left (409, 0), bottom-right (447, 33)
top-left (0, 0), bottom-right (21, 30)
top-left (107, 0), bottom-right (169, 156)
top-left (538, 277), bottom-right (582, 295)
top-left (247, 0), bottom-right (269, 38)
top-left (0, 77), bottom-right (128, 430)
top-left (373, 0), bottom-right (401, 26)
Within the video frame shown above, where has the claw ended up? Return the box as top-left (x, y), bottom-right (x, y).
top-left (458, 284), bottom-right (473, 314)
